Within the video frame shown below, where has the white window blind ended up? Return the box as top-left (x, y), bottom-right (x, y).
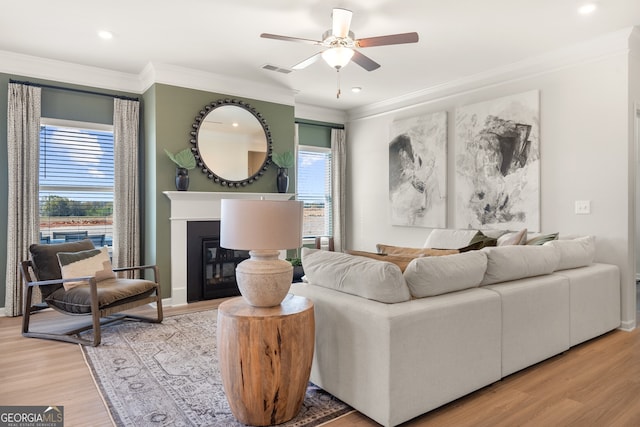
top-left (39, 119), bottom-right (115, 246)
top-left (297, 147), bottom-right (332, 238)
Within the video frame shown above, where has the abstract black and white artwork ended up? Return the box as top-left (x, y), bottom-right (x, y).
top-left (454, 90), bottom-right (540, 231)
top-left (389, 111), bottom-right (447, 227)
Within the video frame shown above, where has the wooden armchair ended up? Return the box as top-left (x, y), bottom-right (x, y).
top-left (20, 239), bottom-right (163, 346)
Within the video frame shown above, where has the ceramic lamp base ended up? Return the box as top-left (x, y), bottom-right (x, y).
top-left (235, 250), bottom-right (293, 307)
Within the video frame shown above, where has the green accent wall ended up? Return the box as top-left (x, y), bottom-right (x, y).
top-left (143, 83), bottom-right (296, 299)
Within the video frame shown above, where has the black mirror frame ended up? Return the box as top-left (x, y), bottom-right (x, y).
top-left (190, 98), bottom-right (273, 187)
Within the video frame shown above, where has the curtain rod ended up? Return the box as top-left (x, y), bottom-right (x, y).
top-left (9, 79), bottom-right (139, 102)
top-left (295, 119), bottom-right (345, 130)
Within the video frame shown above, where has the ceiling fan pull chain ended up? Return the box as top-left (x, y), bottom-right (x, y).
top-left (336, 69), bottom-right (341, 99)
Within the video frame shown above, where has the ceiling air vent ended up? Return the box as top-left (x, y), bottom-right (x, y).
top-left (262, 64), bottom-right (293, 74)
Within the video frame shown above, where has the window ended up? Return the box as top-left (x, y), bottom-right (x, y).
top-left (297, 146), bottom-right (332, 238)
top-left (39, 118), bottom-right (114, 247)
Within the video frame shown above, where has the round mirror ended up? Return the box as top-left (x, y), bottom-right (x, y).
top-left (190, 99), bottom-right (272, 187)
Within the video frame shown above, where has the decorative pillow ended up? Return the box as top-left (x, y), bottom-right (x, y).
top-left (526, 232), bottom-right (559, 245)
top-left (404, 251), bottom-right (488, 298)
top-left (423, 229), bottom-right (480, 250)
top-left (28, 239), bottom-right (96, 297)
top-left (57, 247), bottom-right (115, 290)
top-left (497, 228), bottom-right (528, 246)
top-left (301, 248), bottom-right (411, 303)
top-left (459, 231), bottom-right (498, 252)
top-left (544, 236), bottom-right (595, 271)
top-left (376, 243), bottom-right (459, 257)
top-left (345, 250), bottom-right (419, 272)
top-left (480, 245), bottom-right (559, 286)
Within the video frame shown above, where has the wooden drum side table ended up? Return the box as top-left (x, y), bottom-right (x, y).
top-left (217, 295), bottom-right (315, 426)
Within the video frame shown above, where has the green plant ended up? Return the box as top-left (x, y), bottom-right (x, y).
top-left (165, 148), bottom-right (196, 170)
top-left (272, 151), bottom-right (295, 169)
top-left (286, 257), bottom-right (302, 267)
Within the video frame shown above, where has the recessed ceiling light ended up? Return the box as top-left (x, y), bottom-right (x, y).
top-left (98, 30), bottom-right (113, 40)
top-left (232, 122), bottom-right (239, 127)
top-left (351, 87), bottom-right (362, 93)
top-left (578, 3), bottom-right (597, 14)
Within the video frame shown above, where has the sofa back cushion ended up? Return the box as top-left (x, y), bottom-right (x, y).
top-left (545, 236), bottom-right (595, 271)
top-left (480, 245), bottom-right (559, 285)
top-left (404, 251), bottom-right (488, 298)
top-left (301, 248), bottom-right (411, 303)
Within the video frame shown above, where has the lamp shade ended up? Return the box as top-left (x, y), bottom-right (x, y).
top-left (220, 199), bottom-right (303, 250)
top-left (322, 46), bottom-right (354, 69)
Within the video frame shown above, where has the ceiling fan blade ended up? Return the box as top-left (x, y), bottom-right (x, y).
top-left (260, 33), bottom-right (321, 45)
top-left (356, 32), bottom-right (419, 48)
top-left (332, 8), bottom-right (352, 38)
top-left (292, 52), bottom-right (322, 70)
top-left (351, 50), bottom-right (380, 71)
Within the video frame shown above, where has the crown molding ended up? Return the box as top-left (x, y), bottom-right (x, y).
top-left (347, 26), bottom-right (637, 121)
top-left (140, 62), bottom-right (297, 106)
top-left (0, 49), bottom-right (142, 93)
top-left (294, 102), bottom-right (347, 124)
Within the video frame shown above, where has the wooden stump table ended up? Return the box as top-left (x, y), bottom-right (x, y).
top-left (217, 295), bottom-right (315, 426)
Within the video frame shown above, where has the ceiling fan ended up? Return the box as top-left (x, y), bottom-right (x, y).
top-left (260, 8), bottom-right (419, 73)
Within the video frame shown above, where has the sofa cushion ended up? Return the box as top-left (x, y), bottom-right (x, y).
top-left (545, 236), bottom-right (595, 271)
top-left (57, 246), bottom-right (115, 290)
top-left (301, 247), bottom-right (411, 303)
top-left (345, 250), bottom-right (418, 272)
top-left (376, 244), bottom-right (459, 257)
top-left (404, 251), bottom-right (488, 298)
top-left (423, 229), bottom-right (479, 250)
top-left (480, 245), bottom-right (559, 285)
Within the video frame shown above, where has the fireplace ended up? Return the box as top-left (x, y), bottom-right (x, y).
top-left (164, 191), bottom-right (292, 306)
top-left (186, 221), bottom-right (249, 302)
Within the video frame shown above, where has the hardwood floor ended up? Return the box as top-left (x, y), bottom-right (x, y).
top-left (2, 301), bottom-right (640, 427)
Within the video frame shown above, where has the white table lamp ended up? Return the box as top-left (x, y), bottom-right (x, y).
top-left (220, 199), bottom-right (303, 307)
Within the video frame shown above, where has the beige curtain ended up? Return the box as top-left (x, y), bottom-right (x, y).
top-left (113, 98), bottom-right (140, 270)
top-left (331, 128), bottom-right (346, 252)
top-left (5, 83), bottom-right (41, 316)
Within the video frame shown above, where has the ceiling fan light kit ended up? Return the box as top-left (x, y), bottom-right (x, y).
top-left (260, 7), bottom-right (419, 98)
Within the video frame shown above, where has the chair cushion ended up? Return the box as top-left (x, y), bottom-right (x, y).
top-left (45, 278), bottom-right (157, 314)
top-left (57, 247), bottom-right (115, 290)
top-left (29, 239), bottom-right (96, 297)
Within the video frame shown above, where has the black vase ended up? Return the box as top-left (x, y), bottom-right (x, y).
top-left (176, 167), bottom-right (189, 191)
top-left (276, 168), bottom-right (289, 193)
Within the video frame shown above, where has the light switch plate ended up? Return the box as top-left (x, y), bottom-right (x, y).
top-left (575, 200), bottom-right (591, 215)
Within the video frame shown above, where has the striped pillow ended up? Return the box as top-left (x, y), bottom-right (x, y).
top-left (57, 247), bottom-right (115, 290)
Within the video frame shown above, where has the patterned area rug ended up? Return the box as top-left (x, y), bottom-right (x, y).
top-left (81, 310), bottom-right (352, 427)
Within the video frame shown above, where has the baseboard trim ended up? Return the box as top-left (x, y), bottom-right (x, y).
top-left (619, 319), bottom-right (636, 331)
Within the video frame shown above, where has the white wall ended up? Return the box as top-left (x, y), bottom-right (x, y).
top-left (346, 51), bottom-right (636, 327)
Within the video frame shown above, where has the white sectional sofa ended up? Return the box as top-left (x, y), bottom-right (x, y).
top-left (289, 235), bottom-right (620, 427)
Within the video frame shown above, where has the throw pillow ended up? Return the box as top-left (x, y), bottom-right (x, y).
top-left (526, 232), bottom-right (559, 245)
top-left (497, 228), bottom-right (528, 246)
top-left (423, 228), bottom-right (480, 250)
top-left (404, 251), bottom-right (488, 298)
top-left (57, 247), bottom-right (115, 290)
top-left (459, 231), bottom-right (498, 252)
top-left (345, 250), bottom-right (419, 272)
top-left (375, 244), bottom-right (459, 257)
top-left (301, 248), bottom-right (411, 303)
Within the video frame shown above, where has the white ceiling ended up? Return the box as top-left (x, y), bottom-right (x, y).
top-left (1, 0), bottom-right (639, 112)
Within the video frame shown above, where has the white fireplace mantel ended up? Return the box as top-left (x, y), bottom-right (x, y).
top-left (163, 191), bottom-right (293, 305)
